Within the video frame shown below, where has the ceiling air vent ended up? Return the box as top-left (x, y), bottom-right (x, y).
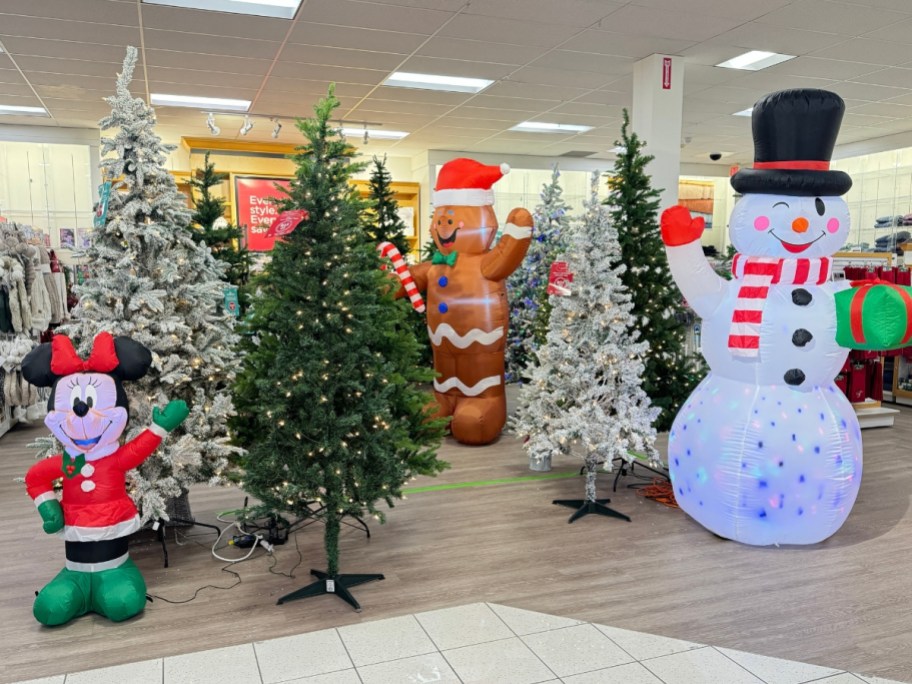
top-left (560, 150), bottom-right (597, 158)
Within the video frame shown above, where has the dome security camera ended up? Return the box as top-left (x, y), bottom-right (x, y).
top-left (709, 152), bottom-right (723, 161)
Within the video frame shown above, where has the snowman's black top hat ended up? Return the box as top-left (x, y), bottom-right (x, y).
top-left (731, 88), bottom-right (852, 197)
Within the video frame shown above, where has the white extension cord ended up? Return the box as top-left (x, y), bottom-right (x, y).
top-left (211, 520), bottom-right (274, 563)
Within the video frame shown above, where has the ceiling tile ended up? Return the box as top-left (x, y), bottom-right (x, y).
top-left (631, 0), bottom-right (791, 21)
top-left (463, 0), bottom-right (623, 27)
top-left (0, 0), bottom-right (139, 24)
top-left (262, 77), bottom-right (374, 97)
top-left (510, 65), bottom-right (614, 90)
top-left (764, 56), bottom-right (883, 81)
top-left (481, 80), bottom-right (591, 101)
top-left (0, 82), bottom-right (34, 97)
top-left (0, 15), bottom-right (141, 44)
top-left (574, 89), bottom-right (631, 106)
top-left (755, 0), bottom-right (909, 36)
top-left (279, 44), bottom-right (406, 70)
top-left (848, 67), bottom-right (912, 89)
top-left (415, 37), bottom-right (546, 65)
top-left (710, 23), bottom-right (846, 55)
top-left (25, 71), bottom-right (139, 91)
top-left (830, 80), bottom-right (912, 101)
top-left (353, 98), bottom-right (452, 115)
top-left (364, 0), bottom-right (467, 9)
top-left (0, 65), bottom-right (26, 84)
top-left (551, 101), bottom-right (625, 117)
top-left (288, 23), bottom-right (427, 52)
top-left (145, 50), bottom-right (271, 76)
top-left (843, 112), bottom-right (896, 126)
top-left (732, 72), bottom-right (837, 93)
top-left (850, 101), bottom-right (912, 117)
top-left (682, 64), bottom-right (740, 88)
top-left (15, 55), bottom-right (129, 79)
top-left (566, 29), bottom-right (697, 59)
top-left (435, 118), bottom-right (512, 131)
top-left (34, 84), bottom-right (112, 100)
top-left (139, 4), bottom-right (289, 41)
top-left (267, 63), bottom-right (388, 85)
top-left (369, 86), bottom-right (473, 105)
top-left (143, 29), bottom-right (281, 59)
top-left (298, 0), bottom-right (453, 34)
top-left (147, 81), bottom-right (257, 98)
top-left (529, 51), bottom-right (633, 76)
top-left (438, 14), bottom-right (579, 48)
top-left (0, 37), bottom-right (135, 63)
top-left (149, 67), bottom-right (265, 90)
top-left (596, 4), bottom-right (743, 42)
top-left (809, 37), bottom-right (912, 65)
top-left (452, 103), bottom-right (543, 118)
top-left (396, 56), bottom-right (514, 80)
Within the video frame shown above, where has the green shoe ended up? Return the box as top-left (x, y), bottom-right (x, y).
top-left (33, 567), bottom-right (91, 626)
top-left (91, 558), bottom-right (147, 622)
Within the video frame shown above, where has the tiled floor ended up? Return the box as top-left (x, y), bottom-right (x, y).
top-left (13, 603), bottom-right (910, 684)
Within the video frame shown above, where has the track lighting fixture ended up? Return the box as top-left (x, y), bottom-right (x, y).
top-left (272, 118), bottom-right (282, 139)
top-left (206, 112), bottom-right (220, 136)
top-left (239, 115), bottom-right (253, 136)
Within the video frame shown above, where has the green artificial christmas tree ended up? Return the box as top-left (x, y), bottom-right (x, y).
top-left (233, 86), bottom-right (447, 611)
top-left (39, 47), bottom-right (242, 522)
top-left (505, 165), bottom-right (571, 382)
top-left (365, 155), bottom-right (431, 367)
top-left (189, 152), bottom-right (251, 313)
top-left (605, 111), bottom-right (704, 432)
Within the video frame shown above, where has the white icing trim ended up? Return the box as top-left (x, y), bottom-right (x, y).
top-left (501, 223), bottom-right (532, 240)
top-left (428, 324), bottom-right (503, 349)
top-left (434, 375), bottom-right (502, 396)
top-left (66, 552), bottom-right (129, 573)
top-left (433, 188), bottom-right (494, 207)
top-left (149, 423), bottom-right (168, 438)
top-left (33, 491), bottom-right (57, 507)
top-left (63, 515), bottom-right (140, 542)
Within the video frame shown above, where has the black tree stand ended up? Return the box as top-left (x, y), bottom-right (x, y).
top-left (555, 462), bottom-right (632, 523)
top-left (276, 513), bottom-right (382, 612)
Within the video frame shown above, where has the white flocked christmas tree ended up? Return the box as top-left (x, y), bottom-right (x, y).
top-left (505, 165), bottom-right (571, 382)
top-left (35, 47), bottom-right (241, 522)
top-left (512, 172), bottom-right (660, 500)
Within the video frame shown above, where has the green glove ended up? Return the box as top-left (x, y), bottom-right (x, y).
top-left (38, 499), bottom-right (64, 534)
top-left (152, 400), bottom-right (190, 433)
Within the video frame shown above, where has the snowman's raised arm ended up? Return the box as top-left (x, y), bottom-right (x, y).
top-left (660, 206), bottom-right (727, 319)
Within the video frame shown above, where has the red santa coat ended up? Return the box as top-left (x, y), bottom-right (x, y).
top-left (26, 428), bottom-right (163, 542)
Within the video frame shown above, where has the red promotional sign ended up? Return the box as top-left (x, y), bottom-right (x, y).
top-left (662, 57), bottom-right (672, 90)
top-left (267, 210), bottom-right (309, 238)
top-left (235, 176), bottom-right (292, 252)
top-left (547, 261), bottom-right (573, 296)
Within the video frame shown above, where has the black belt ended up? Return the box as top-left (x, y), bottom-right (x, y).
top-left (65, 537), bottom-right (129, 564)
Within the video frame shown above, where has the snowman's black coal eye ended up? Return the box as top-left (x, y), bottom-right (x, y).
top-left (815, 197), bottom-right (825, 216)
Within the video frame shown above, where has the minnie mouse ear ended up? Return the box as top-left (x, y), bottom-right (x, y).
top-left (21, 343), bottom-right (57, 388)
top-left (112, 336), bottom-right (152, 381)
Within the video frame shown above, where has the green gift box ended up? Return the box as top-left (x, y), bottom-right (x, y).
top-left (835, 280), bottom-right (912, 350)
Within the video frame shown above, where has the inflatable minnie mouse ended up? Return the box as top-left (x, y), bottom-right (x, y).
top-left (21, 331), bottom-right (189, 626)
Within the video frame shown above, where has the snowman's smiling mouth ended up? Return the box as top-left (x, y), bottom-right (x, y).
top-left (770, 230), bottom-right (825, 254)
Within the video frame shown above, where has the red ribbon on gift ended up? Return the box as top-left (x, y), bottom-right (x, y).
top-left (848, 279), bottom-right (912, 346)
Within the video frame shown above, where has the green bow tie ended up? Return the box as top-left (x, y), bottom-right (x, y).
top-left (62, 451), bottom-right (86, 479)
top-left (432, 250), bottom-right (457, 266)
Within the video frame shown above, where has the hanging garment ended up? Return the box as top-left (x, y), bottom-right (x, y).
top-left (49, 250), bottom-right (68, 320)
top-left (38, 247), bottom-right (62, 325)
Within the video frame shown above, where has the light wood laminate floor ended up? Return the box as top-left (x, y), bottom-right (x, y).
top-left (1, 409), bottom-right (911, 683)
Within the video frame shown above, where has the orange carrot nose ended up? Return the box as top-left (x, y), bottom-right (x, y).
top-left (792, 216), bottom-right (809, 233)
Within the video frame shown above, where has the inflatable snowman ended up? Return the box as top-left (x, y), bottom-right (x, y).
top-left (661, 89), bottom-right (866, 546)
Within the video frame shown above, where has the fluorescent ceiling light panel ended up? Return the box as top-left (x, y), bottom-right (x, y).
top-left (510, 121), bottom-right (593, 133)
top-left (383, 71), bottom-right (493, 94)
top-left (341, 128), bottom-right (409, 140)
top-left (0, 104), bottom-right (49, 116)
top-left (142, 0), bottom-right (302, 19)
top-left (716, 50), bottom-right (795, 71)
top-left (151, 93), bottom-right (251, 111)
top-left (732, 108), bottom-right (754, 117)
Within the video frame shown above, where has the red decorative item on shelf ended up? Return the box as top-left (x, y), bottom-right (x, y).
top-left (897, 268), bottom-right (912, 286)
top-left (848, 363), bottom-right (867, 403)
top-left (882, 268), bottom-right (896, 283)
top-left (835, 373), bottom-right (848, 394)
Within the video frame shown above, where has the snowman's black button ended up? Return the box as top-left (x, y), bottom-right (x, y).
top-left (792, 329), bottom-right (813, 347)
top-left (792, 288), bottom-right (812, 306)
top-left (784, 369), bottom-right (806, 386)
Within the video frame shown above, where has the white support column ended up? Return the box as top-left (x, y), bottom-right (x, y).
top-left (632, 54), bottom-right (685, 211)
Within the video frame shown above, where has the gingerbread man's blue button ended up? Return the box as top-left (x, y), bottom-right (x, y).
top-left (438, 276), bottom-right (448, 287)
top-left (438, 303), bottom-right (449, 314)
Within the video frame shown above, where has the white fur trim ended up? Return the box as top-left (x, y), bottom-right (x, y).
top-left (149, 423), bottom-right (168, 438)
top-left (434, 375), bottom-right (502, 396)
top-left (501, 223), bottom-right (532, 240)
top-left (66, 552), bottom-right (129, 573)
top-left (500, 163), bottom-right (510, 174)
top-left (433, 188), bottom-right (494, 207)
top-left (33, 491), bottom-right (57, 507)
top-left (63, 515), bottom-right (141, 542)
top-left (428, 324), bottom-right (503, 349)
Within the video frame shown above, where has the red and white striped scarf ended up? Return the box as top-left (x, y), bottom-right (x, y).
top-left (728, 254), bottom-right (831, 358)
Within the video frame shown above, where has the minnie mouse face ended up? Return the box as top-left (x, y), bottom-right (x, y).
top-left (45, 373), bottom-right (128, 461)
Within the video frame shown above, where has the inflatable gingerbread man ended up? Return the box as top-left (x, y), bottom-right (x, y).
top-left (402, 158), bottom-right (532, 445)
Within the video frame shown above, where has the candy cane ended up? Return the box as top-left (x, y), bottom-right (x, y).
top-left (377, 241), bottom-right (425, 313)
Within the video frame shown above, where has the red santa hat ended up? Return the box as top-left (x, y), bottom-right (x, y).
top-left (433, 158), bottom-right (510, 207)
